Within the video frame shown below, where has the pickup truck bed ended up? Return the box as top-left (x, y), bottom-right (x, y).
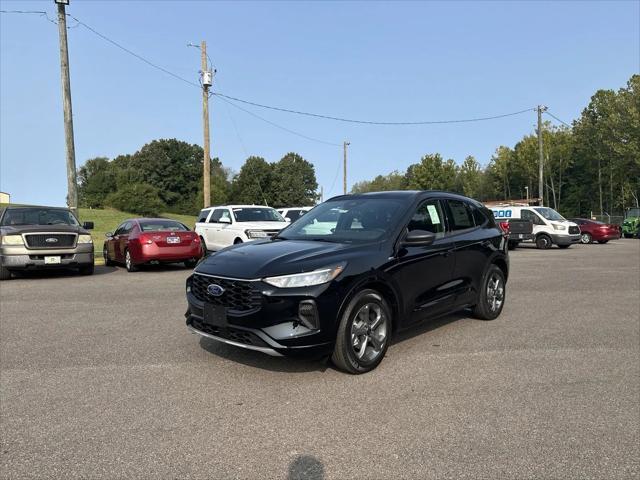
top-left (506, 219), bottom-right (534, 249)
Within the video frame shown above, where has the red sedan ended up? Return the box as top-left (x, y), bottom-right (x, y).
top-left (569, 218), bottom-right (621, 244)
top-left (103, 218), bottom-right (202, 272)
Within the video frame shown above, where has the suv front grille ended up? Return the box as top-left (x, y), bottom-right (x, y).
top-left (24, 233), bottom-right (76, 249)
top-left (569, 226), bottom-right (580, 235)
top-left (191, 274), bottom-right (262, 312)
top-left (190, 318), bottom-right (269, 347)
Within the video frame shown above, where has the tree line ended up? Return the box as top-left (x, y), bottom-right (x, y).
top-left (353, 75), bottom-right (639, 217)
top-left (78, 139), bottom-right (318, 216)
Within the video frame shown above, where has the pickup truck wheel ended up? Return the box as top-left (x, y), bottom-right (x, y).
top-left (0, 263), bottom-right (11, 281)
top-left (535, 234), bottom-right (552, 249)
top-left (473, 265), bottom-right (506, 321)
top-left (125, 249), bottom-right (138, 272)
top-left (78, 264), bottom-right (94, 275)
top-left (580, 233), bottom-right (592, 244)
top-left (331, 289), bottom-right (391, 374)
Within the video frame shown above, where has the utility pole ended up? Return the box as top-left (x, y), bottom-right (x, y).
top-left (201, 41), bottom-right (212, 207)
top-left (55, 0), bottom-right (78, 215)
top-left (343, 141), bottom-right (350, 195)
top-left (537, 105), bottom-right (547, 207)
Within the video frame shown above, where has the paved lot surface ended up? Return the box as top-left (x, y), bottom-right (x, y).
top-left (1, 240), bottom-right (639, 479)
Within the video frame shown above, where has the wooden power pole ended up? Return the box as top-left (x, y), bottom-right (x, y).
top-left (343, 141), bottom-right (350, 195)
top-left (56, 0), bottom-right (78, 215)
top-left (537, 105), bottom-right (547, 207)
top-left (201, 41), bottom-right (212, 207)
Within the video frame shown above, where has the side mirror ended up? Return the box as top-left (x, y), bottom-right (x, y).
top-left (83, 221), bottom-right (94, 230)
top-left (105, 232), bottom-right (113, 238)
top-left (219, 217), bottom-right (231, 224)
top-left (402, 229), bottom-right (436, 247)
top-left (285, 218), bottom-right (291, 223)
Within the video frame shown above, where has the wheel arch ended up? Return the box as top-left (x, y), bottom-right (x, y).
top-left (338, 277), bottom-right (402, 334)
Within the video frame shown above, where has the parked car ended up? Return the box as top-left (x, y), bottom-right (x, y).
top-left (568, 218), bottom-right (620, 244)
top-left (0, 205), bottom-right (94, 280)
top-left (621, 207), bottom-right (640, 238)
top-left (185, 191), bottom-right (509, 374)
top-left (195, 205), bottom-right (289, 251)
top-left (488, 205), bottom-right (580, 249)
top-left (277, 207), bottom-right (313, 223)
top-left (103, 218), bottom-right (201, 272)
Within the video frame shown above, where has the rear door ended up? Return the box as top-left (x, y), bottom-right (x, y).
top-left (390, 198), bottom-right (456, 325)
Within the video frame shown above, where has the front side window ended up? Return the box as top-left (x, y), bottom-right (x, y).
top-left (232, 208), bottom-right (284, 222)
top-left (209, 209), bottom-right (231, 223)
top-left (407, 200), bottom-right (446, 238)
top-left (522, 209), bottom-right (544, 225)
top-left (0, 208), bottom-right (80, 227)
top-left (285, 209), bottom-right (303, 222)
top-left (534, 207), bottom-right (565, 221)
top-left (445, 200), bottom-right (474, 231)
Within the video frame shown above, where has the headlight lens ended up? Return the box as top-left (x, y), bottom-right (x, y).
top-left (552, 224), bottom-right (566, 231)
top-left (1, 235), bottom-right (24, 245)
top-left (77, 234), bottom-right (93, 244)
top-left (245, 230), bottom-right (268, 239)
top-left (263, 264), bottom-right (345, 288)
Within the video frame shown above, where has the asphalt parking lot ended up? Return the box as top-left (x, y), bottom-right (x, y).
top-left (1, 240), bottom-right (639, 479)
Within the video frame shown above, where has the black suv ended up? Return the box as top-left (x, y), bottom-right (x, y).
top-left (185, 191), bottom-right (508, 373)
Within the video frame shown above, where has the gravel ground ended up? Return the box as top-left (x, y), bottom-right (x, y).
top-left (1, 239), bottom-right (639, 479)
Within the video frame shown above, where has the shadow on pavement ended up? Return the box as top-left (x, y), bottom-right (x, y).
top-left (198, 337), bottom-right (330, 374)
top-left (287, 455), bottom-right (325, 480)
top-left (391, 310), bottom-right (471, 346)
top-left (11, 265), bottom-right (117, 280)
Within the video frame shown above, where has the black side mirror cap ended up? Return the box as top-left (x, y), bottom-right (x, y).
top-left (402, 229), bottom-right (436, 247)
top-left (83, 221), bottom-right (94, 230)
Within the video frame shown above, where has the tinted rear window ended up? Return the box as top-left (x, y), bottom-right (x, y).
top-left (139, 220), bottom-right (188, 232)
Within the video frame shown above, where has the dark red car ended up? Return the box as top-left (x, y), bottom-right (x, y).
top-left (103, 218), bottom-right (202, 272)
top-left (569, 218), bottom-right (621, 244)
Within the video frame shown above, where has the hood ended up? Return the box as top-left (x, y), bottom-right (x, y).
top-left (195, 239), bottom-right (372, 279)
top-left (0, 224), bottom-right (86, 235)
top-left (237, 221), bottom-right (289, 230)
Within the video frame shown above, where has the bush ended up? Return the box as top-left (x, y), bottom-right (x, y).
top-left (105, 183), bottom-right (166, 217)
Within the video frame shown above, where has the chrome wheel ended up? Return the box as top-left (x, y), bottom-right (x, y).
top-left (486, 273), bottom-right (504, 313)
top-left (580, 233), bottom-right (592, 244)
top-left (350, 303), bottom-right (388, 363)
top-left (125, 251), bottom-right (132, 270)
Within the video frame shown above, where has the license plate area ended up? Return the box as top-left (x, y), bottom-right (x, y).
top-left (44, 256), bottom-right (61, 265)
top-left (203, 303), bottom-right (228, 327)
top-left (167, 236), bottom-right (180, 244)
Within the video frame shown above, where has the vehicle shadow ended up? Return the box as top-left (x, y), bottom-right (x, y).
top-left (390, 310), bottom-right (471, 346)
top-left (12, 265), bottom-right (117, 279)
top-left (287, 455), bottom-right (325, 480)
top-left (198, 337), bottom-right (330, 374)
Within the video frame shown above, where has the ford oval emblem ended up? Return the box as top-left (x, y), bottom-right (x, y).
top-left (207, 284), bottom-right (225, 297)
top-left (45, 237), bottom-right (59, 243)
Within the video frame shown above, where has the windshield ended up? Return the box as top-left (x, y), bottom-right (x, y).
top-left (534, 207), bottom-right (566, 221)
top-left (626, 208), bottom-right (640, 218)
top-left (139, 220), bottom-right (188, 232)
top-left (0, 208), bottom-right (80, 227)
top-left (233, 207), bottom-right (285, 222)
top-left (277, 198), bottom-right (406, 243)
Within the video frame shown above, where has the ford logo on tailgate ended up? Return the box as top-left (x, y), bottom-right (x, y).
top-left (45, 237), bottom-right (59, 243)
top-left (207, 284), bottom-right (225, 297)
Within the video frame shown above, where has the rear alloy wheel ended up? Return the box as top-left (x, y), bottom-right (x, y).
top-left (580, 232), bottom-right (592, 244)
top-left (332, 290), bottom-right (391, 374)
top-left (473, 265), bottom-right (506, 321)
top-left (125, 249), bottom-right (138, 272)
top-left (535, 234), bottom-right (552, 250)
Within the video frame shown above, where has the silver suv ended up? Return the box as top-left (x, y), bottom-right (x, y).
top-left (0, 206), bottom-right (95, 280)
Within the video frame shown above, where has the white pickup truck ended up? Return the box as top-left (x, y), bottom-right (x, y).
top-left (195, 205), bottom-right (289, 251)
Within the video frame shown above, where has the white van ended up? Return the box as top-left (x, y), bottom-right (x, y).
top-left (488, 205), bottom-right (580, 249)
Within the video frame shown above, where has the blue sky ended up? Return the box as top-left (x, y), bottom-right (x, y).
top-left (1, 0), bottom-right (638, 206)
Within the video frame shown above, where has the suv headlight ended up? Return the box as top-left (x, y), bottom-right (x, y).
top-left (245, 230), bottom-right (268, 239)
top-left (77, 234), bottom-right (93, 244)
top-left (1, 235), bottom-right (24, 245)
top-left (552, 224), bottom-right (566, 231)
top-left (263, 264), bottom-right (345, 288)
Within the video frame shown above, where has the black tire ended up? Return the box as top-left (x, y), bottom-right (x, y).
top-left (103, 246), bottom-right (114, 266)
top-left (125, 249), bottom-right (138, 272)
top-left (184, 259), bottom-right (197, 268)
top-left (580, 232), bottom-right (592, 244)
top-left (623, 233), bottom-right (632, 239)
top-left (0, 263), bottom-right (11, 281)
top-left (234, 238), bottom-right (243, 245)
top-left (507, 241), bottom-right (518, 250)
top-left (473, 264), bottom-right (506, 321)
top-left (535, 234), bottom-right (552, 250)
top-left (199, 237), bottom-right (207, 256)
top-left (331, 289), bottom-right (392, 374)
top-left (597, 240), bottom-right (609, 244)
top-left (558, 244), bottom-right (570, 249)
top-left (78, 263), bottom-right (94, 275)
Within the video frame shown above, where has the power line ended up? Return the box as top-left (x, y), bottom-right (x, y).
top-left (212, 93), bottom-right (535, 126)
top-left (545, 110), bottom-right (572, 128)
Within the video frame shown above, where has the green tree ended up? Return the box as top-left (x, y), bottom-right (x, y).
top-left (230, 156), bottom-right (273, 205)
top-left (271, 153), bottom-right (318, 207)
top-left (351, 171), bottom-right (408, 193)
top-left (406, 153), bottom-right (459, 191)
top-left (78, 157), bottom-right (116, 208)
top-left (105, 183), bottom-right (165, 216)
top-left (458, 156), bottom-right (482, 199)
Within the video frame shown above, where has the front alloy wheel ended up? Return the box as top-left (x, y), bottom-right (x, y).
top-left (332, 290), bottom-right (391, 374)
top-left (580, 233), bottom-right (592, 244)
top-left (473, 265), bottom-right (506, 320)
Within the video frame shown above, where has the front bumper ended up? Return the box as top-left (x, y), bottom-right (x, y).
top-left (0, 244), bottom-right (94, 270)
top-left (550, 233), bottom-right (581, 246)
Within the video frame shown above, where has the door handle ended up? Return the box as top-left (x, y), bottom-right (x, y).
top-left (438, 249), bottom-right (453, 257)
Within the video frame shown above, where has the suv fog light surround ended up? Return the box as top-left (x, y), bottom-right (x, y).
top-left (245, 230), bottom-right (268, 239)
top-left (1, 235), bottom-right (24, 245)
top-left (263, 263), bottom-right (345, 288)
top-left (298, 300), bottom-right (320, 330)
